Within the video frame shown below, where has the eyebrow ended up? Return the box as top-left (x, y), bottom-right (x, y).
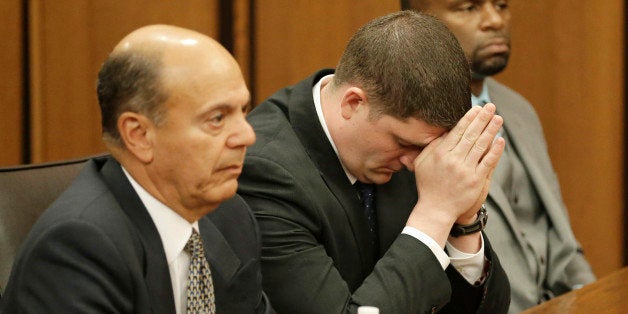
top-left (202, 96), bottom-right (251, 114)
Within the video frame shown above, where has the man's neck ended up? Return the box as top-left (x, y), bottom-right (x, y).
top-left (319, 76), bottom-right (336, 123)
top-left (471, 78), bottom-right (485, 97)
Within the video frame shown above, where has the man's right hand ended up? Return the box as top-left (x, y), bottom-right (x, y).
top-left (403, 103), bottom-right (505, 247)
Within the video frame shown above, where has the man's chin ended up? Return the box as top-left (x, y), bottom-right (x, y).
top-left (207, 181), bottom-right (239, 204)
top-left (472, 55), bottom-right (509, 77)
top-left (366, 171), bottom-right (394, 185)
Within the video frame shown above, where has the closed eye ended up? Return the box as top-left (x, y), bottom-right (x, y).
top-left (397, 140), bottom-right (424, 151)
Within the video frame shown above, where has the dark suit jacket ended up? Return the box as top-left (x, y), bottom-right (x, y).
top-left (484, 78), bottom-right (595, 312)
top-left (238, 69), bottom-right (510, 313)
top-left (0, 156), bottom-right (272, 313)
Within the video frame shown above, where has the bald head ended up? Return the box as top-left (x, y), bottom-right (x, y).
top-left (96, 25), bottom-right (253, 219)
top-left (97, 25), bottom-right (241, 147)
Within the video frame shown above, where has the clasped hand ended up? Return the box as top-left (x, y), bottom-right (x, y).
top-left (404, 103), bottom-right (505, 246)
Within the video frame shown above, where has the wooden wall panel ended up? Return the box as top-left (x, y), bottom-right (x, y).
top-left (495, 1), bottom-right (624, 277)
top-left (233, 0), bottom-right (253, 87)
top-left (28, 0), bottom-right (220, 163)
top-left (0, 0), bottom-right (24, 166)
top-left (253, 1), bottom-right (399, 102)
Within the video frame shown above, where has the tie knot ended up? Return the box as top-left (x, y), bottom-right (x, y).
top-left (354, 182), bottom-right (375, 201)
top-left (185, 229), bottom-right (204, 257)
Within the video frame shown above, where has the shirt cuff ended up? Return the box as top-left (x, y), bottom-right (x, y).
top-left (402, 226), bottom-right (450, 270)
top-left (446, 235), bottom-right (486, 284)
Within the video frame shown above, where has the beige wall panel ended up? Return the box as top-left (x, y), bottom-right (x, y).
top-left (29, 0), bottom-right (219, 163)
top-left (0, 0), bottom-right (23, 166)
top-left (253, 1), bottom-right (399, 102)
top-left (495, 1), bottom-right (624, 276)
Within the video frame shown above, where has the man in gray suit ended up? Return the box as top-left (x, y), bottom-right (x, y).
top-left (401, 1), bottom-right (596, 312)
top-left (239, 11), bottom-right (510, 313)
top-left (1, 25), bottom-right (272, 313)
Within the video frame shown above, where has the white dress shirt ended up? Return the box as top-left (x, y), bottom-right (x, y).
top-left (122, 168), bottom-right (196, 314)
top-left (313, 75), bottom-right (485, 284)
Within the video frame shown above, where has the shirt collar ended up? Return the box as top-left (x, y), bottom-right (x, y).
top-left (121, 167), bottom-right (198, 266)
top-left (312, 74), bottom-right (358, 184)
top-left (471, 80), bottom-right (491, 107)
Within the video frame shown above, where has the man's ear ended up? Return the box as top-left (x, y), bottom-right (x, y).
top-left (117, 112), bottom-right (155, 163)
top-left (340, 87), bottom-right (368, 119)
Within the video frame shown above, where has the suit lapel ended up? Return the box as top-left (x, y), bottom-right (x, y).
top-left (198, 217), bottom-right (240, 286)
top-left (376, 170), bottom-right (417, 255)
top-left (289, 69), bottom-right (376, 267)
top-left (99, 157), bottom-right (176, 313)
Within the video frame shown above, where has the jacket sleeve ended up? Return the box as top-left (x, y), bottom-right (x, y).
top-left (563, 245), bottom-right (596, 290)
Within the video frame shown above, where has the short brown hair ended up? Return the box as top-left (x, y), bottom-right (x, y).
top-left (96, 49), bottom-right (167, 145)
top-left (333, 10), bottom-right (470, 129)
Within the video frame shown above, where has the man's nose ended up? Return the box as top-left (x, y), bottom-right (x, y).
top-left (480, 4), bottom-right (506, 31)
top-left (227, 116), bottom-right (256, 148)
top-left (399, 149), bottom-right (421, 171)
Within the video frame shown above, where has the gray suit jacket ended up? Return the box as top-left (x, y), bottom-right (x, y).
top-left (0, 156), bottom-right (272, 313)
top-left (238, 69), bottom-right (510, 313)
top-left (484, 78), bottom-right (595, 313)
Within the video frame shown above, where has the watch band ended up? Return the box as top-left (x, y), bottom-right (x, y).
top-left (449, 204), bottom-right (488, 237)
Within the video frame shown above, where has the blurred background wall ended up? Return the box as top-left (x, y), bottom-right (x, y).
top-left (1, 0), bottom-right (624, 278)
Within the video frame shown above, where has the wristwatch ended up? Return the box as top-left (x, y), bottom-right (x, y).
top-left (449, 204), bottom-right (488, 237)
